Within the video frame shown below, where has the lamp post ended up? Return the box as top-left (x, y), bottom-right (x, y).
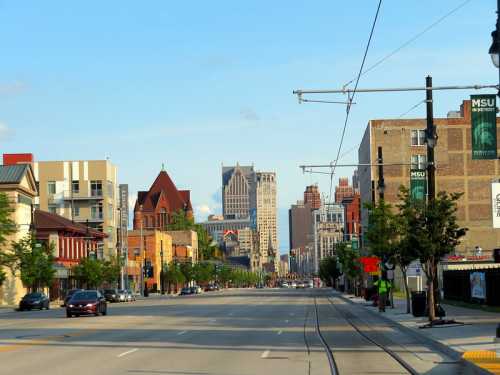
top-left (489, 0), bottom-right (500, 97)
top-left (140, 204), bottom-right (144, 297)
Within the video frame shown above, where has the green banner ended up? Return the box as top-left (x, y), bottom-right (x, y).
top-left (410, 169), bottom-right (427, 200)
top-left (471, 94), bottom-right (497, 160)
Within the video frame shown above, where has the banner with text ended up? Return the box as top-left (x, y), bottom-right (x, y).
top-left (410, 169), bottom-right (427, 200)
top-left (492, 182), bottom-right (500, 228)
top-left (471, 94), bottom-right (497, 160)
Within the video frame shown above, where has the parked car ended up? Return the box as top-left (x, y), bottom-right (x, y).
top-left (191, 286), bottom-right (202, 294)
top-left (103, 289), bottom-right (121, 302)
top-left (290, 281), bottom-right (297, 288)
top-left (19, 292), bottom-right (50, 311)
top-left (281, 282), bottom-right (289, 288)
top-left (180, 287), bottom-right (193, 295)
top-left (125, 290), bottom-right (136, 301)
top-left (66, 290), bottom-right (107, 317)
top-left (306, 280), bottom-right (314, 288)
top-left (205, 284), bottom-right (220, 292)
top-left (296, 282), bottom-right (305, 289)
top-left (62, 289), bottom-right (84, 307)
top-left (117, 289), bottom-right (128, 302)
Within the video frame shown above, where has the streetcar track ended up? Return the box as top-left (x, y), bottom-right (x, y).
top-left (326, 296), bottom-right (418, 375)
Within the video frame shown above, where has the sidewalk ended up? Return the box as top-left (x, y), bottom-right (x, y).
top-left (337, 291), bottom-right (499, 373)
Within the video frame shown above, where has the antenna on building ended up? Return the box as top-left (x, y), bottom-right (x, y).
top-left (161, 163), bottom-right (165, 171)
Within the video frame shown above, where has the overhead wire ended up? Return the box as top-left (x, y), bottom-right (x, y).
top-left (342, 0), bottom-right (472, 88)
top-left (397, 99), bottom-right (426, 119)
top-left (327, 0), bottom-right (383, 202)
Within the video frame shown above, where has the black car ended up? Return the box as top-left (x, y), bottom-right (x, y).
top-left (62, 288), bottom-right (84, 307)
top-left (103, 289), bottom-right (121, 302)
top-left (66, 290), bottom-right (107, 317)
top-left (180, 287), bottom-right (193, 295)
top-left (19, 292), bottom-right (50, 311)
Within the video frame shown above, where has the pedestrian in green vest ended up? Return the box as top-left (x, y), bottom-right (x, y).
top-left (374, 274), bottom-right (391, 312)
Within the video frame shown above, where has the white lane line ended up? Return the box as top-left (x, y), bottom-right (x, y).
top-left (261, 350), bottom-right (270, 358)
top-left (277, 330), bottom-right (283, 335)
top-left (177, 330), bottom-right (187, 335)
top-left (117, 348), bottom-right (139, 358)
top-left (209, 319), bottom-right (217, 322)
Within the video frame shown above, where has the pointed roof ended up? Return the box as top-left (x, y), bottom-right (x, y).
top-left (0, 164), bottom-right (37, 195)
top-left (136, 170), bottom-right (191, 213)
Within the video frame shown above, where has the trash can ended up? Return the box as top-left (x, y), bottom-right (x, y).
top-left (411, 291), bottom-right (426, 317)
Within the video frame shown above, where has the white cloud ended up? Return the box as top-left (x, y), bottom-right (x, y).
top-left (0, 81), bottom-right (28, 96)
top-left (240, 107), bottom-right (260, 122)
top-left (194, 204), bottom-right (213, 222)
top-left (0, 122), bottom-right (13, 141)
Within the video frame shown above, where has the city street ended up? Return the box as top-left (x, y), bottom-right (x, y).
top-left (0, 288), bottom-right (482, 375)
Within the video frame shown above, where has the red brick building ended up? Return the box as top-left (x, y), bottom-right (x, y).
top-left (304, 185), bottom-right (321, 210)
top-left (133, 170), bottom-right (193, 230)
top-left (341, 193), bottom-right (361, 240)
top-left (335, 177), bottom-right (354, 203)
top-left (34, 210), bottom-right (106, 299)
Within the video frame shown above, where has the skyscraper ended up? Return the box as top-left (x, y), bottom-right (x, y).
top-left (304, 185), bottom-right (321, 210)
top-left (222, 164), bottom-right (255, 219)
top-left (335, 177), bottom-right (354, 203)
top-left (255, 172), bottom-right (277, 265)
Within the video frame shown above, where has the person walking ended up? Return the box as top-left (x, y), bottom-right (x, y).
top-left (374, 274), bottom-right (391, 312)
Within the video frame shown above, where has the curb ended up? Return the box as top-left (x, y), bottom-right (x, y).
top-left (334, 292), bottom-right (493, 375)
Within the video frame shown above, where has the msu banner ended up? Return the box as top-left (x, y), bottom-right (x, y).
top-left (471, 94), bottom-right (497, 160)
top-left (410, 169), bottom-right (426, 201)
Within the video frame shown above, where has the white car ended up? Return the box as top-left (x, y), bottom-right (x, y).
top-left (281, 282), bottom-right (289, 288)
top-left (291, 281), bottom-right (297, 288)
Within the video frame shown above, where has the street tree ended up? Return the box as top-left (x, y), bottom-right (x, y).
top-left (11, 235), bottom-right (56, 292)
top-left (318, 256), bottom-right (340, 287)
top-left (102, 256), bottom-right (122, 287)
top-left (336, 243), bottom-right (361, 292)
top-left (0, 192), bottom-right (16, 286)
top-left (406, 191), bottom-right (467, 321)
top-left (73, 258), bottom-right (105, 289)
top-left (193, 262), bottom-right (215, 285)
top-left (163, 261), bottom-right (185, 293)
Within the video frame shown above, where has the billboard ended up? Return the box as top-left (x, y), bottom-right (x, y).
top-left (410, 169), bottom-right (427, 201)
top-left (492, 182), bottom-right (500, 228)
top-left (471, 94), bottom-right (497, 160)
top-left (470, 271), bottom-right (486, 300)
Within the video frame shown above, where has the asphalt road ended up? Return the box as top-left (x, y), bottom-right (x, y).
top-left (0, 289), bottom-right (480, 375)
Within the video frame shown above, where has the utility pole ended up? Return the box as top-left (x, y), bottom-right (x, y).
top-left (140, 204), bottom-right (144, 297)
top-left (160, 239), bottom-right (165, 295)
top-left (377, 146), bottom-right (385, 201)
top-left (426, 76), bottom-right (436, 202)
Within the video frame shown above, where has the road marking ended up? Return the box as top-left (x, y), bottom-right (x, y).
top-left (209, 319), bottom-right (217, 323)
top-left (177, 330), bottom-right (187, 336)
top-left (261, 350), bottom-right (270, 358)
top-left (117, 348), bottom-right (139, 358)
top-left (277, 330), bottom-right (282, 335)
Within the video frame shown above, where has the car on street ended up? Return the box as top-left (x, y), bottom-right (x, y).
top-left (117, 289), bottom-right (128, 302)
top-left (180, 287), bottom-right (193, 295)
top-left (205, 284), bottom-right (220, 291)
top-left (191, 286), bottom-right (202, 294)
top-left (290, 281), bottom-right (297, 288)
top-left (62, 288), bottom-right (84, 307)
top-left (19, 292), bottom-right (50, 311)
top-left (296, 282), bottom-right (305, 289)
top-left (66, 290), bottom-right (107, 317)
top-left (103, 288), bottom-right (121, 302)
top-left (281, 282), bottom-right (289, 288)
top-left (306, 280), bottom-right (314, 288)
top-left (125, 290), bottom-right (136, 301)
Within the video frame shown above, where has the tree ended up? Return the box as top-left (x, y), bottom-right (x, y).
top-left (319, 257), bottom-right (340, 287)
top-left (163, 261), bottom-right (185, 293)
top-left (364, 199), bottom-right (398, 261)
top-left (336, 243), bottom-right (361, 293)
top-left (193, 262), bottom-right (215, 285)
top-left (179, 262), bottom-right (194, 285)
top-left (0, 192), bottom-right (16, 286)
top-left (102, 256), bottom-right (122, 286)
top-left (405, 191), bottom-right (467, 321)
top-left (73, 258), bottom-right (105, 289)
top-left (11, 235), bottom-right (56, 291)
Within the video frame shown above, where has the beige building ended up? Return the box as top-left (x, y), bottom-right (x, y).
top-left (167, 230), bottom-right (198, 263)
top-left (33, 160), bottom-right (118, 258)
top-left (358, 99), bottom-right (500, 256)
top-left (256, 172), bottom-right (278, 268)
top-left (0, 164), bottom-right (38, 305)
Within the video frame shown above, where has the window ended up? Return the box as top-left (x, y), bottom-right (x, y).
top-left (108, 204), bottom-right (113, 220)
top-left (91, 202), bottom-right (103, 219)
top-left (72, 206), bottom-right (80, 217)
top-left (48, 204), bottom-right (57, 214)
top-left (411, 154), bottom-right (427, 170)
top-left (72, 180), bottom-right (79, 194)
top-left (411, 129), bottom-right (426, 146)
top-left (47, 181), bottom-right (56, 195)
top-left (90, 180), bottom-right (102, 197)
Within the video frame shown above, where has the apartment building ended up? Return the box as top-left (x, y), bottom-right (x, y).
top-left (255, 172), bottom-right (278, 266)
top-left (358, 99), bottom-right (500, 256)
top-left (313, 202), bottom-right (344, 272)
top-left (33, 159), bottom-right (118, 258)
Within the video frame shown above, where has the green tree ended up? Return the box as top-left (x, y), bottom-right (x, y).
top-left (179, 262), bottom-right (194, 285)
top-left (319, 256), bottom-right (340, 287)
top-left (163, 261), bottom-right (186, 293)
top-left (364, 199), bottom-right (398, 261)
top-left (102, 256), bottom-right (122, 286)
top-left (336, 243), bottom-right (361, 292)
top-left (217, 264), bottom-right (232, 286)
top-left (73, 258), bottom-right (105, 289)
top-left (0, 192), bottom-right (16, 286)
top-left (193, 262), bottom-right (215, 285)
top-left (11, 235), bottom-right (56, 291)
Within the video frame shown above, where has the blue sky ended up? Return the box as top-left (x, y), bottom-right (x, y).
top-left (0, 1), bottom-right (497, 253)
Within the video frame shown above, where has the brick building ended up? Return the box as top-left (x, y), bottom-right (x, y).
top-left (358, 99), bottom-right (500, 256)
top-left (304, 185), bottom-right (321, 210)
top-left (335, 177), bottom-right (354, 203)
top-left (133, 169), bottom-right (193, 231)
